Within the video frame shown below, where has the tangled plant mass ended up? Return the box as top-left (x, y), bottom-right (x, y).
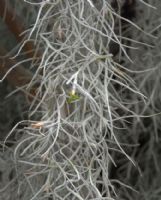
top-left (1, 0), bottom-right (161, 200)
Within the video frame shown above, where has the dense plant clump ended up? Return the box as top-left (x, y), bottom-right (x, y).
top-left (0, 1), bottom-right (161, 200)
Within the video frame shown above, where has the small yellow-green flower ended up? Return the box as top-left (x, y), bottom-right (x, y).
top-left (67, 91), bottom-right (80, 103)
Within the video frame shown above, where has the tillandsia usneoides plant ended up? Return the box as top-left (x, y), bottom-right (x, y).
top-left (3, 0), bottom-right (159, 200)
